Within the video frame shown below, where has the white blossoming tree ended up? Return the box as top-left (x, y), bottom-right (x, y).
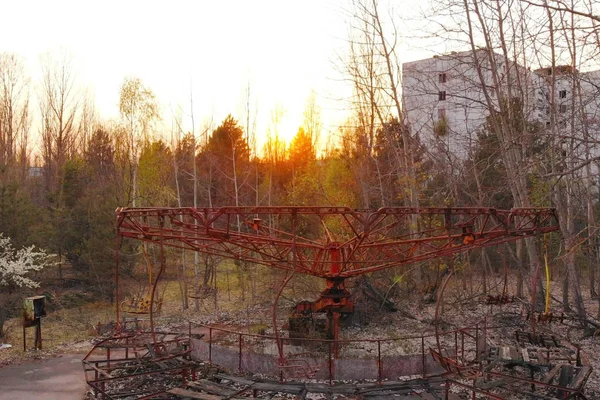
top-left (0, 234), bottom-right (51, 338)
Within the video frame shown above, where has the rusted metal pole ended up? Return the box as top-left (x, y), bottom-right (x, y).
top-left (461, 331), bottom-right (465, 361)
top-left (333, 311), bottom-right (340, 359)
top-left (238, 334), bottom-right (242, 373)
top-left (454, 331), bottom-right (458, 359)
top-left (272, 270), bottom-right (293, 368)
top-left (421, 336), bottom-right (426, 377)
top-left (209, 327), bottom-right (212, 363)
top-left (377, 340), bottom-right (382, 382)
top-left (273, 211), bottom-right (297, 370)
top-left (484, 315), bottom-right (487, 355)
top-left (279, 338), bottom-right (285, 383)
top-left (434, 270), bottom-right (454, 355)
top-left (94, 368), bottom-right (98, 398)
top-left (328, 341), bottom-right (333, 384)
top-left (36, 319), bottom-right (42, 350)
top-left (475, 324), bottom-right (479, 362)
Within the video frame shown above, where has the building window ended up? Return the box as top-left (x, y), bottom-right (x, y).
top-left (438, 91), bottom-right (446, 101)
top-left (560, 104), bottom-right (567, 113)
top-left (559, 90), bottom-right (567, 98)
top-left (439, 73), bottom-right (447, 83)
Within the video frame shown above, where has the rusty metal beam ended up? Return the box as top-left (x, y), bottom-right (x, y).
top-left (116, 206), bottom-right (559, 279)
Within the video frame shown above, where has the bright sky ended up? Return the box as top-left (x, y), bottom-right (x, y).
top-left (0, 0), bottom-right (433, 151)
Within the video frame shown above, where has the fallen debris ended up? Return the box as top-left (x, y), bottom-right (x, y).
top-left (430, 328), bottom-right (593, 399)
top-left (167, 371), bottom-right (461, 399)
top-left (82, 331), bottom-right (199, 399)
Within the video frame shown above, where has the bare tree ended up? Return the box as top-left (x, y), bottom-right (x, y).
top-left (0, 53), bottom-right (30, 180)
top-left (39, 51), bottom-right (81, 193)
top-left (77, 91), bottom-right (96, 155)
top-left (344, 0), bottom-right (422, 211)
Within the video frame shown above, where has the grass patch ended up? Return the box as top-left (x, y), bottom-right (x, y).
top-left (0, 300), bottom-right (115, 365)
top-left (0, 259), bottom-right (325, 365)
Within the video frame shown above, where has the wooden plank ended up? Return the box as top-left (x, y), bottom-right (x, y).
top-left (484, 360), bottom-right (498, 372)
top-left (362, 389), bottom-right (415, 397)
top-left (188, 380), bottom-right (236, 396)
top-left (222, 384), bottom-right (253, 399)
top-left (580, 352), bottom-right (591, 366)
top-left (213, 374), bottom-right (303, 395)
top-left (145, 343), bottom-right (169, 368)
top-left (569, 366), bottom-right (592, 389)
top-left (521, 348), bottom-right (530, 363)
top-left (214, 374), bottom-right (254, 386)
top-left (558, 365), bottom-right (574, 389)
top-left (542, 364), bottom-right (563, 384)
top-left (168, 387), bottom-right (224, 400)
top-left (359, 385), bottom-right (418, 394)
top-left (305, 383), bottom-right (355, 394)
top-left (475, 379), bottom-right (508, 390)
top-left (509, 386), bottom-right (563, 400)
top-left (252, 382), bottom-right (303, 394)
top-left (82, 361), bottom-right (114, 379)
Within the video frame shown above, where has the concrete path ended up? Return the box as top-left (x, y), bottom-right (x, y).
top-left (0, 354), bottom-right (86, 400)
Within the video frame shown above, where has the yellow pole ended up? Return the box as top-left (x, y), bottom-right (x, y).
top-left (544, 236), bottom-right (551, 314)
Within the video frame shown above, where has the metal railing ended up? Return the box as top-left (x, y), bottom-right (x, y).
top-left (187, 317), bottom-right (500, 382)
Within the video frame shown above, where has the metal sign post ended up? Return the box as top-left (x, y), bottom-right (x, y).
top-left (23, 296), bottom-right (46, 351)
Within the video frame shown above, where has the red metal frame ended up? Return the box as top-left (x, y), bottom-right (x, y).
top-left (114, 206), bottom-right (559, 360)
top-left (116, 207), bottom-right (558, 279)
